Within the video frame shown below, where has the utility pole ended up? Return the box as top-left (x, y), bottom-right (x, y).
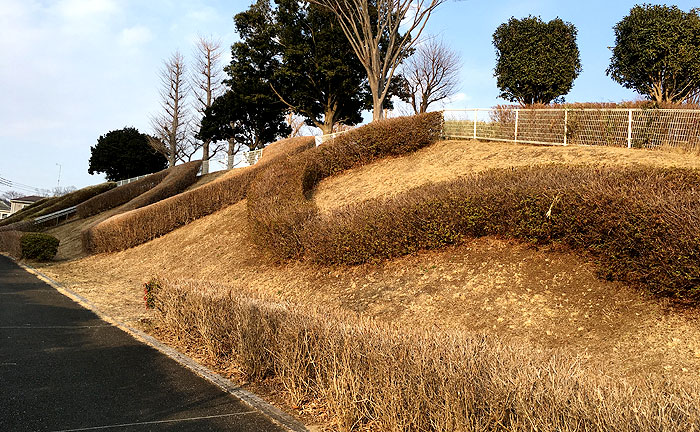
top-left (56, 163), bottom-right (62, 189)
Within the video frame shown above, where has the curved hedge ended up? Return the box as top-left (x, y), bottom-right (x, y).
top-left (303, 165), bottom-right (700, 300)
top-left (83, 137), bottom-right (315, 253)
top-left (247, 112), bottom-right (445, 259)
top-left (246, 112), bottom-right (700, 301)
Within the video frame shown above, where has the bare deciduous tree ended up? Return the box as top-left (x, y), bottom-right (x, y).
top-left (312, 0), bottom-right (446, 121)
top-left (402, 37), bottom-right (461, 113)
top-left (192, 37), bottom-right (224, 174)
top-left (150, 51), bottom-right (191, 167)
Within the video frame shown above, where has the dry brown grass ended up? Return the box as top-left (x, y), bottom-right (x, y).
top-left (314, 139), bottom-right (700, 213)
top-left (35, 137), bottom-right (700, 429)
top-left (154, 278), bottom-right (700, 431)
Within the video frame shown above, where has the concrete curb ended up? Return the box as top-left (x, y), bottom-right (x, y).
top-left (10, 257), bottom-right (309, 432)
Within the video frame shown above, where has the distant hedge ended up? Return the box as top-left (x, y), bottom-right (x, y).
top-left (0, 183), bottom-right (116, 228)
top-left (77, 170), bottom-right (169, 218)
top-left (0, 231), bottom-right (22, 258)
top-left (83, 137), bottom-right (315, 253)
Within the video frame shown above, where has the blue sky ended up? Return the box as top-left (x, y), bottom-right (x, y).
top-left (0, 0), bottom-right (697, 192)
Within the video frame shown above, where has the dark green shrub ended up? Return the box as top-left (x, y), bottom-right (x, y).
top-left (20, 233), bottom-right (60, 261)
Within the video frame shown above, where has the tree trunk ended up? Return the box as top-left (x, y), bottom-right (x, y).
top-left (321, 104), bottom-right (337, 135)
top-left (372, 94), bottom-right (385, 121)
top-left (201, 139), bottom-right (211, 174)
top-left (227, 138), bottom-right (235, 170)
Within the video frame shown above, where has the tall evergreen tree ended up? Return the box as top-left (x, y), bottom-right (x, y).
top-left (223, 0), bottom-right (291, 150)
top-left (274, 0), bottom-right (369, 134)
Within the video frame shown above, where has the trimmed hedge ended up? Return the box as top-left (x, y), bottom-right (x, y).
top-left (83, 137), bottom-right (315, 253)
top-left (245, 113), bottom-right (700, 301)
top-left (20, 232), bottom-right (59, 261)
top-left (247, 112), bottom-right (445, 259)
top-left (0, 183), bottom-right (116, 227)
top-left (154, 278), bottom-right (700, 431)
top-left (248, 112), bottom-right (443, 259)
top-left (77, 170), bottom-right (169, 218)
top-left (119, 161), bottom-right (202, 212)
top-left (303, 165), bottom-right (700, 301)
top-left (0, 231), bottom-right (22, 258)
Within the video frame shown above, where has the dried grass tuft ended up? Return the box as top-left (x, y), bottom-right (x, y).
top-left (154, 278), bottom-right (700, 432)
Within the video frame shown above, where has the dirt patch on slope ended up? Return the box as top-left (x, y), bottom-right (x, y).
top-left (314, 139), bottom-right (700, 213)
top-left (37, 199), bottom-right (700, 384)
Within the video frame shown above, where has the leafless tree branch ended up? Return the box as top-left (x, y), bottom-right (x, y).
top-left (402, 36), bottom-right (461, 113)
top-left (310, 0), bottom-right (446, 120)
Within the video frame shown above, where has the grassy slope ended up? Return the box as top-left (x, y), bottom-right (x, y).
top-left (314, 139), bottom-right (700, 213)
top-left (39, 140), bottom-right (700, 384)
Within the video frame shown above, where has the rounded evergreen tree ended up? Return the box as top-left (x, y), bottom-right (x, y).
top-left (88, 127), bottom-right (168, 181)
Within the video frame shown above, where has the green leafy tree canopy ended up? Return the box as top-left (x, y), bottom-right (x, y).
top-left (274, 0), bottom-right (369, 134)
top-left (88, 127), bottom-right (168, 181)
top-left (493, 16), bottom-right (581, 105)
top-left (607, 5), bottom-right (700, 103)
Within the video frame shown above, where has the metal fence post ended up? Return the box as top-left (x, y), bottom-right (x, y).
top-left (627, 109), bottom-right (633, 148)
top-left (563, 109), bottom-right (568, 146)
top-left (514, 109), bottom-right (519, 144)
top-left (473, 109), bottom-right (477, 140)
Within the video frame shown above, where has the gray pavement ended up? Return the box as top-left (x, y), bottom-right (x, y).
top-left (0, 255), bottom-right (291, 432)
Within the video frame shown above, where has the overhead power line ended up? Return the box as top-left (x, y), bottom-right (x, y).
top-left (0, 176), bottom-right (41, 194)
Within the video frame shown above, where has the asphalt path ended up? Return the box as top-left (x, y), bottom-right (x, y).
top-left (0, 255), bottom-right (290, 432)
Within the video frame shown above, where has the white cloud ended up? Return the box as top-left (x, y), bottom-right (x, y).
top-left (54, 0), bottom-right (119, 21)
top-left (119, 26), bottom-right (153, 48)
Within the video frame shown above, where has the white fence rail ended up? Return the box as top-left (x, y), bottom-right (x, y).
top-left (443, 108), bottom-right (700, 151)
top-left (116, 174), bottom-right (149, 187)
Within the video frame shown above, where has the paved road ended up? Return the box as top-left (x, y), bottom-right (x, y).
top-left (0, 255), bottom-right (289, 432)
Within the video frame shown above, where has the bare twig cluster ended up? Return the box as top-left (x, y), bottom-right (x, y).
top-left (150, 38), bottom-right (225, 171)
top-left (312, 0), bottom-right (446, 120)
top-left (402, 37), bottom-right (461, 113)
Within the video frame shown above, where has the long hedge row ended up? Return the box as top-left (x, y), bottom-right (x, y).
top-left (84, 137), bottom-right (314, 253)
top-left (154, 278), bottom-right (700, 431)
top-left (305, 165), bottom-right (700, 300)
top-left (245, 113), bottom-right (700, 301)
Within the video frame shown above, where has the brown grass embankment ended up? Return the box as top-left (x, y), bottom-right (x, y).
top-left (83, 137), bottom-right (314, 253)
top-left (154, 278), bottom-right (700, 432)
top-left (0, 183), bottom-right (116, 228)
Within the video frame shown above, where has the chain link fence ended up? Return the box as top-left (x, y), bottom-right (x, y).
top-left (444, 108), bottom-right (700, 151)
